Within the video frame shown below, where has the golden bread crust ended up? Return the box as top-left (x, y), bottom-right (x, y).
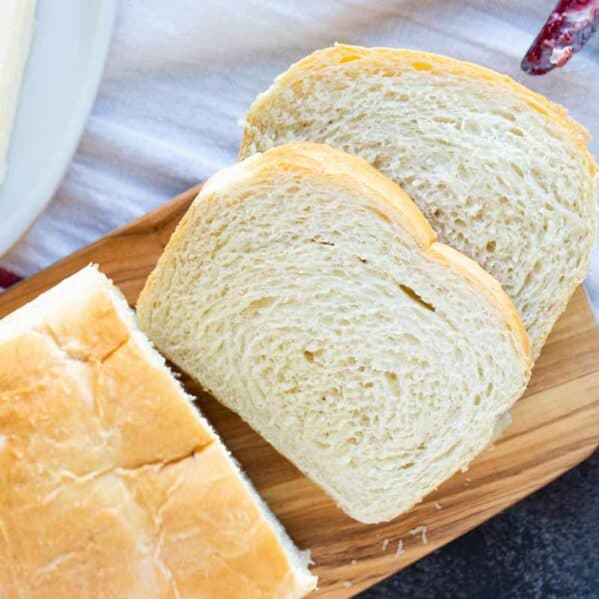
top-left (0, 267), bottom-right (315, 598)
top-left (240, 44), bottom-right (597, 178)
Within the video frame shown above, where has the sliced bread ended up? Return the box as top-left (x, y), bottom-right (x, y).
top-left (137, 143), bottom-right (531, 523)
top-left (240, 44), bottom-right (598, 359)
top-left (0, 265), bottom-right (316, 598)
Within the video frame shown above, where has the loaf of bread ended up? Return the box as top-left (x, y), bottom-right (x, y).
top-left (240, 44), bottom-right (598, 359)
top-left (137, 143), bottom-right (531, 523)
top-left (0, 266), bottom-right (316, 598)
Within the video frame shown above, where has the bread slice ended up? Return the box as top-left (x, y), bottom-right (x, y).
top-left (137, 143), bottom-right (531, 523)
top-left (0, 266), bottom-right (316, 598)
top-left (239, 44), bottom-right (598, 359)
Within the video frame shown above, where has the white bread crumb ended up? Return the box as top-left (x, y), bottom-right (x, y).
top-left (434, 501), bottom-right (442, 510)
top-left (395, 539), bottom-right (404, 556)
top-left (382, 539), bottom-right (389, 551)
top-left (410, 526), bottom-right (428, 544)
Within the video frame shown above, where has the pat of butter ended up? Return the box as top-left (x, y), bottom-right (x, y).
top-left (0, 0), bottom-right (37, 184)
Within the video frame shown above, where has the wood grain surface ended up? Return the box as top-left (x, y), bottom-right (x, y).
top-left (1, 184), bottom-right (598, 598)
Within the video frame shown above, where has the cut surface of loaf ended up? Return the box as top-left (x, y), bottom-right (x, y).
top-left (137, 143), bottom-right (531, 523)
top-left (240, 44), bottom-right (598, 358)
top-left (0, 266), bottom-right (316, 599)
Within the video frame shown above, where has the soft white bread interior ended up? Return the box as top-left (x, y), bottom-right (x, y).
top-left (137, 143), bottom-right (531, 523)
top-left (0, 265), bottom-right (316, 598)
top-left (240, 44), bottom-right (598, 359)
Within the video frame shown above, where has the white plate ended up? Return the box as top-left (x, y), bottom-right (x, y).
top-left (0, 0), bottom-right (117, 255)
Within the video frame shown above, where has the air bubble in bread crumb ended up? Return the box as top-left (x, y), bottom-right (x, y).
top-left (382, 538), bottom-right (389, 551)
top-left (434, 501), bottom-right (442, 510)
top-left (410, 525), bottom-right (428, 544)
top-left (395, 539), bottom-right (404, 556)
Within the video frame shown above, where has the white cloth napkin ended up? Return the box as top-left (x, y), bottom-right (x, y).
top-left (2, 0), bottom-right (599, 313)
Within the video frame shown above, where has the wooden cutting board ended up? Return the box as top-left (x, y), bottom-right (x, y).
top-left (1, 184), bottom-right (598, 597)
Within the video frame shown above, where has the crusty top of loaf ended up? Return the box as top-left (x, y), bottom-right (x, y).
top-left (200, 142), bottom-right (530, 366)
top-left (0, 266), bottom-right (316, 598)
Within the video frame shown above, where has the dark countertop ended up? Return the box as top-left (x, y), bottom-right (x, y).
top-left (361, 452), bottom-right (598, 599)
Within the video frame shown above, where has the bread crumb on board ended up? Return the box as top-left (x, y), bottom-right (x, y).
top-left (410, 525), bottom-right (428, 544)
top-left (382, 538), bottom-right (390, 551)
top-left (351, 559), bottom-right (358, 566)
top-left (395, 539), bottom-right (404, 556)
top-left (434, 501), bottom-right (442, 510)
top-left (342, 581), bottom-right (353, 588)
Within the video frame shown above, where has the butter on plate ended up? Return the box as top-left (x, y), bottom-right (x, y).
top-left (0, 0), bottom-right (36, 183)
